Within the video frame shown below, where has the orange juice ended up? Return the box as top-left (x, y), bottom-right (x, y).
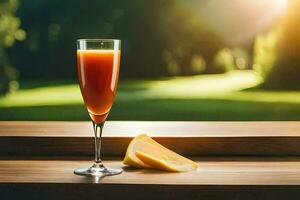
top-left (77, 50), bottom-right (120, 123)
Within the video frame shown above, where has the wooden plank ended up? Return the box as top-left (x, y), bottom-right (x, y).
top-left (1, 121), bottom-right (300, 137)
top-left (2, 157), bottom-right (300, 200)
top-left (1, 157), bottom-right (300, 185)
top-left (1, 121), bottom-right (300, 156)
top-left (1, 121), bottom-right (300, 199)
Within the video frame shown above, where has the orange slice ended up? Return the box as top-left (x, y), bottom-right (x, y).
top-left (123, 134), bottom-right (198, 172)
top-left (123, 134), bottom-right (151, 168)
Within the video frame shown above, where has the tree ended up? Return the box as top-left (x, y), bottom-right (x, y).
top-left (165, 4), bottom-right (224, 75)
top-left (0, 0), bottom-right (25, 95)
top-left (9, 0), bottom-right (224, 79)
top-left (264, 0), bottom-right (300, 89)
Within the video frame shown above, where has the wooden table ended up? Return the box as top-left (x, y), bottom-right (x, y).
top-left (1, 121), bottom-right (300, 200)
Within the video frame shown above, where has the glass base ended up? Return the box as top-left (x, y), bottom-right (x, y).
top-left (74, 163), bottom-right (122, 176)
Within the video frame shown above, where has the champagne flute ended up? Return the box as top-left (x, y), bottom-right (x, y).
top-left (75, 39), bottom-right (122, 176)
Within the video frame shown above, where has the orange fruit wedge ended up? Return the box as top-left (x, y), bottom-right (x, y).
top-left (123, 134), bottom-right (198, 172)
top-left (123, 134), bottom-right (151, 168)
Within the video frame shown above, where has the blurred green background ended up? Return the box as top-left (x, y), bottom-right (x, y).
top-left (0, 0), bottom-right (299, 121)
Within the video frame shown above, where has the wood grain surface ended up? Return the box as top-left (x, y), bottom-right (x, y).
top-left (0, 121), bottom-right (300, 156)
top-left (0, 157), bottom-right (300, 200)
top-left (1, 122), bottom-right (300, 199)
top-left (1, 157), bottom-right (300, 185)
top-left (1, 121), bottom-right (300, 137)
top-left (1, 157), bottom-right (300, 200)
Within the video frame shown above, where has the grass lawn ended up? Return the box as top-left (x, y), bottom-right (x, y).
top-left (0, 70), bottom-right (300, 121)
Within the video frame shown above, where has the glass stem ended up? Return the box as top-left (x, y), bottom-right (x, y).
top-left (92, 121), bottom-right (104, 167)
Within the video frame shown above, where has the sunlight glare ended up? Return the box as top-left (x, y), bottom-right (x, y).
top-left (275, 0), bottom-right (288, 13)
